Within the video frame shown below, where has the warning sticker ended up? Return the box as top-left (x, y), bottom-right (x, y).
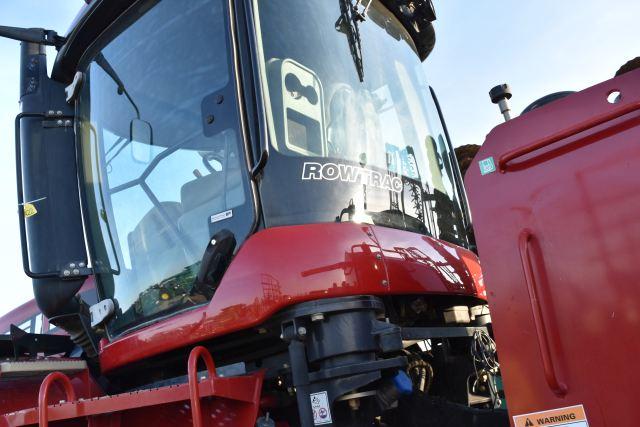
top-left (310, 391), bottom-right (332, 425)
top-left (23, 203), bottom-right (37, 218)
top-left (513, 404), bottom-right (589, 427)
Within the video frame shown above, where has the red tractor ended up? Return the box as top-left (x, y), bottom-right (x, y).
top-left (0, 1), bottom-right (503, 425)
top-left (2, 0), bottom-right (638, 426)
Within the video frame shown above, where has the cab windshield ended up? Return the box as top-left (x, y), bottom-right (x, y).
top-left (78, 0), bottom-right (253, 336)
top-left (254, 0), bottom-right (467, 246)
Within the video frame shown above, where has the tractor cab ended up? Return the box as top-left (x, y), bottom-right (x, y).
top-left (4, 1), bottom-right (501, 425)
top-left (13, 0), bottom-right (469, 339)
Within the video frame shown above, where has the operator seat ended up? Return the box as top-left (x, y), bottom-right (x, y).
top-left (127, 202), bottom-right (189, 287)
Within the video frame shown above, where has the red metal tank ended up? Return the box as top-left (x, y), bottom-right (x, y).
top-left (466, 68), bottom-right (640, 426)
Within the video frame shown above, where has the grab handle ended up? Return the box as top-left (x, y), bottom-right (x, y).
top-left (38, 371), bottom-right (77, 427)
top-left (518, 230), bottom-right (568, 396)
top-left (188, 346), bottom-right (217, 427)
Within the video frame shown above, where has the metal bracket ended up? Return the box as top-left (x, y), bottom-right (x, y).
top-left (65, 71), bottom-right (84, 104)
top-left (353, 0), bottom-right (372, 21)
top-left (90, 299), bottom-right (115, 328)
top-left (60, 261), bottom-right (92, 279)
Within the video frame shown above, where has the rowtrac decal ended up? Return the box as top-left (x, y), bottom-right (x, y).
top-left (302, 162), bottom-right (403, 193)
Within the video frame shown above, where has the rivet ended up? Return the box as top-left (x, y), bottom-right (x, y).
top-left (381, 279), bottom-right (389, 287)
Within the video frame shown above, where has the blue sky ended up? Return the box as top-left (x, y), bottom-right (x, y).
top-left (0, 0), bottom-right (639, 315)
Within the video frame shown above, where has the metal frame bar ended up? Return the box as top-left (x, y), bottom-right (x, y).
top-left (401, 326), bottom-right (488, 340)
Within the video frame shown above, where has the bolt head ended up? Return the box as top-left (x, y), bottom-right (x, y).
top-left (297, 326), bottom-right (307, 336)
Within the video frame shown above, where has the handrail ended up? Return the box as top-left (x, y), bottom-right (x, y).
top-left (518, 230), bottom-right (568, 396)
top-left (38, 371), bottom-right (77, 427)
top-left (499, 98), bottom-right (640, 172)
top-left (187, 346), bottom-right (217, 427)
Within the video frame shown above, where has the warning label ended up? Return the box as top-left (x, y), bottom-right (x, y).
top-left (513, 404), bottom-right (589, 427)
top-left (310, 391), bottom-right (332, 425)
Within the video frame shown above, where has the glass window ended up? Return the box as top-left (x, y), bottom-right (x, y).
top-left (18, 319), bottom-right (32, 333)
top-left (78, 0), bottom-right (253, 335)
top-left (254, 0), bottom-right (467, 245)
top-left (34, 314), bottom-right (43, 335)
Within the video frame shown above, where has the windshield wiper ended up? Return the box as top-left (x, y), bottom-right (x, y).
top-left (95, 52), bottom-right (140, 119)
top-left (335, 0), bottom-right (370, 82)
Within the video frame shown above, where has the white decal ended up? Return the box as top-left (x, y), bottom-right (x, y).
top-left (302, 162), bottom-right (403, 193)
top-left (310, 391), bottom-right (332, 425)
top-left (210, 209), bottom-right (233, 224)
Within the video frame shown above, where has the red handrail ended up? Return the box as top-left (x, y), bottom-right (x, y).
top-left (38, 371), bottom-right (77, 427)
top-left (188, 346), bottom-right (217, 427)
top-left (518, 230), bottom-right (568, 397)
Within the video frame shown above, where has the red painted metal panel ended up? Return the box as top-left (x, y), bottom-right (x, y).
top-left (0, 369), bottom-right (98, 417)
top-left (466, 68), bottom-right (640, 425)
top-left (100, 222), bottom-right (484, 373)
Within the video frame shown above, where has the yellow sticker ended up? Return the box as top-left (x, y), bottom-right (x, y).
top-left (513, 404), bottom-right (589, 427)
top-left (23, 203), bottom-right (38, 218)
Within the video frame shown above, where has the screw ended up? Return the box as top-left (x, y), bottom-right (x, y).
top-left (64, 120), bottom-right (72, 126)
top-left (79, 262), bottom-right (86, 268)
top-left (375, 254), bottom-right (382, 260)
top-left (73, 269), bottom-right (80, 275)
top-left (206, 115), bottom-right (215, 124)
top-left (56, 119), bottom-right (64, 126)
top-left (70, 263), bottom-right (76, 268)
top-left (297, 326), bottom-right (307, 336)
top-left (63, 270), bottom-right (71, 276)
top-left (56, 111), bottom-right (63, 116)
top-left (381, 279), bottom-right (389, 287)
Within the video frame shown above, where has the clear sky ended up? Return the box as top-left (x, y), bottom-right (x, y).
top-left (0, 0), bottom-right (639, 316)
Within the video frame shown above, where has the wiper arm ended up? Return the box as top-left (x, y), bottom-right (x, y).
top-left (95, 52), bottom-right (141, 119)
top-left (335, 0), bottom-right (369, 82)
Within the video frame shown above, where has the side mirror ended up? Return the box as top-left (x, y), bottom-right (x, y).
top-left (129, 118), bottom-right (153, 163)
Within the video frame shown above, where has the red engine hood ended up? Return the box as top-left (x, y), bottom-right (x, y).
top-left (99, 222), bottom-right (484, 373)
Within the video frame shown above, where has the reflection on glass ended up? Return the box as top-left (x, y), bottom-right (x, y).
top-left (254, 0), bottom-right (467, 246)
top-left (78, 0), bottom-right (251, 335)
